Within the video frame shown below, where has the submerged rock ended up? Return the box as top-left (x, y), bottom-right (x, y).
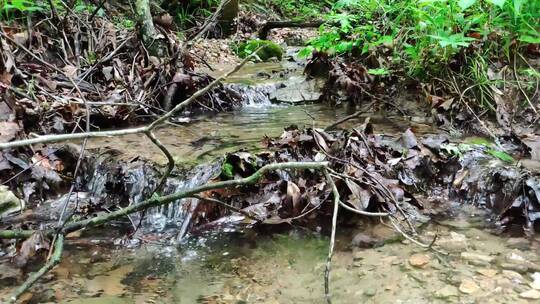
top-left (461, 252), bottom-right (494, 266)
top-left (269, 77), bottom-right (324, 103)
top-left (459, 278), bottom-right (480, 294)
top-left (519, 289), bottom-right (540, 300)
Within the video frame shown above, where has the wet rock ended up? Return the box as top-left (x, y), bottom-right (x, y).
top-left (269, 77), bottom-right (324, 103)
top-left (409, 254), bottom-right (431, 268)
top-left (501, 262), bottom-right (529, 273)
top-left (501, 251), bottom-right (540, 273)
top-left (437, 232), bottom-right (468, 253)
top-left (460, 252), bottom-right (494, 266)
top-left (459, 278), bottom-right (480, 294)
top-left (0, 263), bottom-right (22, 286)
top-left (0, 185), bottom-right (24, 217)
top-left (519, 289), bottom-right (540, 300)
top-left (506, 238), bottom-right (530, 250)
top-left (434, 285), bottom-right (459, 298)
top-left (351, 233), bottom-right (377, 248)
top-left (502, 270), bottom-right (524, 283)
top-left (477, 268), bottom-right (498, 278)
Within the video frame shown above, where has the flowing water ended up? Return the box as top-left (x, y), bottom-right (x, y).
top-left (11, 207), bottom-right (540, 303)
top-left (4, 59), bottom-right (538, 304)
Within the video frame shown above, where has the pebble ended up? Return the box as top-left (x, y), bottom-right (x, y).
top-left (502, 270), bottom-right (524, 283)
top-left (434, 285), bottom-right (459, 298)
top-left (364, 288), bottom-right (377, 297)
top-left (408, 254), bottom-right (431, 268)
top-left (460, 252), bottom-right (494, 266)
top-left (459, 278), bottom-right (480, 294)
top-left (519, 289), bottom-right (540, 300)
top-left (477, 268), bottom-right (498, 278)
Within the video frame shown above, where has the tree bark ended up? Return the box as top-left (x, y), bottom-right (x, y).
top-left (135, 0), bottom-right (167, 57)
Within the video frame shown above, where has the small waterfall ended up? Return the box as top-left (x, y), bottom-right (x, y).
top-left (145, 162), bottom-right (222, 238)
top-left (225, 83), bottom-right (279, 106)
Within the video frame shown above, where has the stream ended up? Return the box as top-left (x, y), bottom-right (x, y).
top-left (3, 56), bottom-right (540, 303)
top-left (13, 208), bottom-right (540, 303)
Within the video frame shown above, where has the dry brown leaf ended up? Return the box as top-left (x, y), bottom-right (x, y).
top-left (0, 121), bottom-right (20, 143)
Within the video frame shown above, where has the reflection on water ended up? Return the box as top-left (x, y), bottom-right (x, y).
top-left (87, 103), bottom-right (435, 165)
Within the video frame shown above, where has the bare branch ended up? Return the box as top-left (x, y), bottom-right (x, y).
top-left (5, 235), bottom-right (64, 303)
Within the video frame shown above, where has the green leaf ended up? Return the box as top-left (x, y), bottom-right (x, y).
top-left (297, 46), bottom-right (314, 58)
top-left (487, 0), bottom-right (505, 8)
top-left (458, 0), bottom-right (477, 10)
top-left (368, 68), bottom-right (390, 75)
top-left (519, 35), bottom-right (540, 44)
top-left (487, 149), bottom-right (514, 163)
top-left (221, 162), bottom-right (234, 178)
top-left (523, 68), bottom-right (540, 79)
top-left (514, 0), bottom-right (525, 16)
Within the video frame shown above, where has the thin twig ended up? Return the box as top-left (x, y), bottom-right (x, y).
top-left (323, 169), bottom-right (339, 304)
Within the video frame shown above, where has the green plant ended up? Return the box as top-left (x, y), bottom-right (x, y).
top-left (1, 0), bottom-right (44, 19)
top-left (236, 40), bottom-right (284, 61)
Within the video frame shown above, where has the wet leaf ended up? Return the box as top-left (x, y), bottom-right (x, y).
top-left (14, 232), bottom-right (50, 267)
top-left (312, 129), bottom-right (330, 152)
top-left (221, 162), bottom-right (234, 179)
top-left (487, 149), bottom-right (514, 163)
top-left (286, 181), bottom-right (302, 214)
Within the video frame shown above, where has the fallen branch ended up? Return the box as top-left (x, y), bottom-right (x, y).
top-left (259, 20), bottom-right (325, 40)
top-left (0, 161), bottom-right (329, 239)
top-left (6, 235), bottom-right (64, 303)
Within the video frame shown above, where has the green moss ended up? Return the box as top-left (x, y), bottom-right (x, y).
top-left (237, 40), bottom-right (283, 61)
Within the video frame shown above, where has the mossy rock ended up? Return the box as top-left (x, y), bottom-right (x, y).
top-left (237, 40), bottom-right (283, 61)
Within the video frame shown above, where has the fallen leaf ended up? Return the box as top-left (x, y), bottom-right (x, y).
top-left (345, 179), bottom-right (371, 210)
top-left (0, 121), bottom-right (20, 142)
top-left (286, 181), bottom-right (302, 214)
top-left (14, 232), bottom-right (50, 267)
top-left (402, 129), bottom-right (418, 149)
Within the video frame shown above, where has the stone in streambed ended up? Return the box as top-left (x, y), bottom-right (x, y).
top-left (434, 285), bottom-right (459, 298)
top-left (408, 254), bottom-right (431, 268)
top-left (459, 278), bottom-right (480, 294)
top-left (269, 78), bottom-right (324, 103)
top-left (519, 289), bottom-right (540, 300)
top-left (460, 252), bottom-right (494, 266)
